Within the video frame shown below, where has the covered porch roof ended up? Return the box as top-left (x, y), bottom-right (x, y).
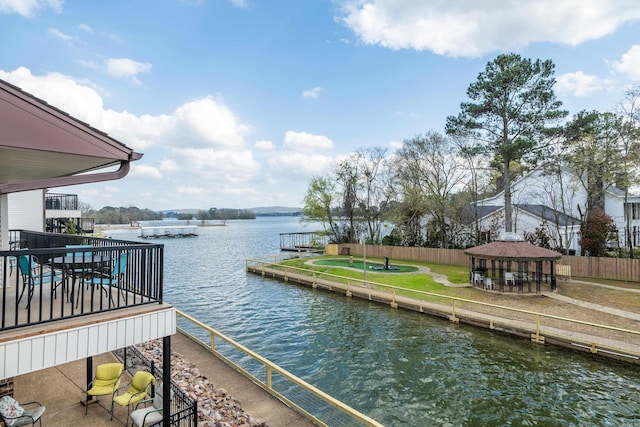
top-left (0, 78), bottom-right (142, 194)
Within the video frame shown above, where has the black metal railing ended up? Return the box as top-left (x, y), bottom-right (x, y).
top-left (117, 345), bottom-right (198, 426)
top-left (0, 230), bottom-right (163, 331)
top-left (45, 193), bottom-right (78, 210)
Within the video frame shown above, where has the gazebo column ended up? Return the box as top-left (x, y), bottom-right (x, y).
top-left (535, 260), bottom-right (542, 293)
top-left (470, 257), bottom-right (476, 282)
top-left (498, 260), bottom-right (504, 292)
top-left (550, 260), bottom-right (557, 292)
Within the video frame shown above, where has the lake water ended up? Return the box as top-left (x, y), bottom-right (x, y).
top-left (107, 217), bottom-right (640, 426)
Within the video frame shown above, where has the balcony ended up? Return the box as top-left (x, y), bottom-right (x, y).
top-left (45, 193), bottom-right (78, 211)
top-left (45, 193), bottom-right (96, 234)
top-left (1, 230), bottom-right (164, 331)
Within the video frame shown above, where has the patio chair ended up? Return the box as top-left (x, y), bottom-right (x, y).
top-left (113, 371), bottom-right (156, 427)
top-left (505, 272), bottom-right (515, 286)
top-left (85, 362), bottom-right (124, 419)
top-left (130, 388), bottom-right (172, 427)
top-left (82, 252), bottom-right (128, 307)
top-left (0, 396), bottom-right (45, 426)
top-left (17, 255), bottom-right (63, 309)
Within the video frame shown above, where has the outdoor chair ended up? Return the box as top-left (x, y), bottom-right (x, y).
top-left (17, 255), bottom-right (63, 309)
top-left (505, 272), bottom-right (515, 286)
top-left (85, 362), bottom-right (124, 419)
top-left (130, 388), bottom-right (172, 427)
top-left (0, 396), bottom-right (45, 426)
top-left (82, 252), bottom-right (128, 307)
top-left (113, 370), bottom-right (156, 427)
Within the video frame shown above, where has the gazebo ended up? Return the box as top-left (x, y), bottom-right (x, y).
top-left (464, 233), bottom-right (563, 294)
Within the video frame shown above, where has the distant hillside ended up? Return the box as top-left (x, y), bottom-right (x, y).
top-left (249, 206), bottom-right (303, 216)
top-left (161, 206), bottom-right (303, 216)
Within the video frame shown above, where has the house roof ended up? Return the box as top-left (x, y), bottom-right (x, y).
top-left (0, 78), bottom-right (142, 194)
top-left (464, 240), bottom-right (563, 261)
top-left (462, 204), bottom-right (580, 227)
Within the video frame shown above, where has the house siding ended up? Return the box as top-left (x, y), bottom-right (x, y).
top-left (7, 190), bottom-right (44, 232)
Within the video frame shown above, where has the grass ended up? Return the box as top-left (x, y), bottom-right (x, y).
top-left (280, 256), bottom-right (451, 293)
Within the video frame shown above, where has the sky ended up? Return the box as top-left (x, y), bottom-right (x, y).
top-left (1, 0), bottom-right (640, 212)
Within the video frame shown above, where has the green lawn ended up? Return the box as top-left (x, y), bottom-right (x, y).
top-left (279, 256), bottom-right (469, 295)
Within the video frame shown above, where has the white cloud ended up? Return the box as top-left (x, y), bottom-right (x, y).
top-left (302, 86), bottom-right (324, 99)
top-left (176, 186), bottom-right (206, 195)
top-left (556, 71), bottom-right (603, 97)
top-left (284, 130), bottom-right (333, 151)
top-left (48, 27), bottom-right (72, 41)
top-left (173, 148), bottom-right (261, 182)
top-left (229, 0), bottom-right (247, 7)
top-left (266, 152), bottom-right (334, 178)
top-left (0, 0), bottom-right (63, 17)
top-left (78, 23), bottom-right (93, 33)
top-left (173, 97), bottom-right (249, 149)
top-left (254, 140), bottom-right (275, 150)
top-left (338, 0), bottom-right (640, 57)
top-left (612, 45), bottom-right (640, 80)
top-left (130, 164), bottom-right (162, 179)
top-left (159, 159), bottom-right (179, 172)
top-left (105, 58), bottom-right (152, 83)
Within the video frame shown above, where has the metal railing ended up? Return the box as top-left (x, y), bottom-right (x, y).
top-left (45, 193), bottom-right (78, 210)
top-left (176, 310), bottom-right (384, 427)
top-left (117, 345), bottom-right (198, 427)
top-left (0, 230), bottom-right (163, 331)
top-left (246, 258), bottom-right (640, 363)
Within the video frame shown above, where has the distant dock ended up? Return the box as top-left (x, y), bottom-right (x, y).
top-left (280, 231), bottom-right (327, 252)
top-left (140, 225), bottom-right (198, 238)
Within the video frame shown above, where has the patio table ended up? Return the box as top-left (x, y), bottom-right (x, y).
top-left (48, 255), bottom-right (111, 308)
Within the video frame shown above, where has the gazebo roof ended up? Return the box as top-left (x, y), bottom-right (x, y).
top-left (464, 240), bottom-right (563, 261)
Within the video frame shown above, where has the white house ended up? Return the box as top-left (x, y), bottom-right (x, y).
top-left (465, 166), bottom-right (640, 254)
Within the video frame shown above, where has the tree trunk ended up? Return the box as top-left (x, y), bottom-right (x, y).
top-left (504, 159), bottom-right (512, 232)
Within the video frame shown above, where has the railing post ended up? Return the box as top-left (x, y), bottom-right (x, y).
top-left (449, 300), bottom-right (459, 323)
top-left (266, 365), bottom-right (272, 390)
top-left (531, 314), bottom-right (545, 344)
top-left (390, 289), bottom-right (397, 309)
top-left (211, 331), bottom-right (216, 352)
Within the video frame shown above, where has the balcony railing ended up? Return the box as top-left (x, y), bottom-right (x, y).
top-left (45, 193), bottom-right (78, 210)
top-left (1, 230), bottom-right (163, 331)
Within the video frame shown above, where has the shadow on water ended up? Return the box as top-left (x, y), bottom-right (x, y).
top-left (108, 217), bottom-right (640, 427)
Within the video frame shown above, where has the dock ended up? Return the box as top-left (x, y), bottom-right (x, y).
top-left (279, 231), bottom-right (328, 252)
top-left (139, 225), bottom-right (198, 238)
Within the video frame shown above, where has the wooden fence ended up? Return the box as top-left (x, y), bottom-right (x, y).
top-left (328, 244), bottom-right (640, 283)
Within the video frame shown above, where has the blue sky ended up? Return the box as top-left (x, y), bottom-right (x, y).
top-left (1, 0), bottom-right (640, 211)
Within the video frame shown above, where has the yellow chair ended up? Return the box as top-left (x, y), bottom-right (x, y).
top-left (85, 362), bottom-right (124, 419)
top-left (113, 371), bottom-right (156, 427)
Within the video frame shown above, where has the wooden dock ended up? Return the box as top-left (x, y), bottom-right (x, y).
top-left (139, 225), bottom-right (198, 238)
top-left (279, 231), bottom-right (327, 252)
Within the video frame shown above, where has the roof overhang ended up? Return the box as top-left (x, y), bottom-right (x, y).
top-left (0, 78), bottom-right (142, 194)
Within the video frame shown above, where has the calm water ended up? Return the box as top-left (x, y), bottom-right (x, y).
top-left (107, 217), bottom-right (640, 426)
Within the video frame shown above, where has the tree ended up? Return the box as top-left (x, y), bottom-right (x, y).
top-left (562, 111), bottom-right (625, 223)
top-left (394, 131), bottom-right (466, 248)
top-left (446, 53), bottom-right (567, 232)
top-left (302, 176), bottom-right (345, 243)
top-left (354, 147), bottom-right (390, 244)
top-left (580, 209), bottom-right (616, 257)
top-left (618, 84), bottom-right (640, 254)
top-left (455, 137), bottom-right (492, 246)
